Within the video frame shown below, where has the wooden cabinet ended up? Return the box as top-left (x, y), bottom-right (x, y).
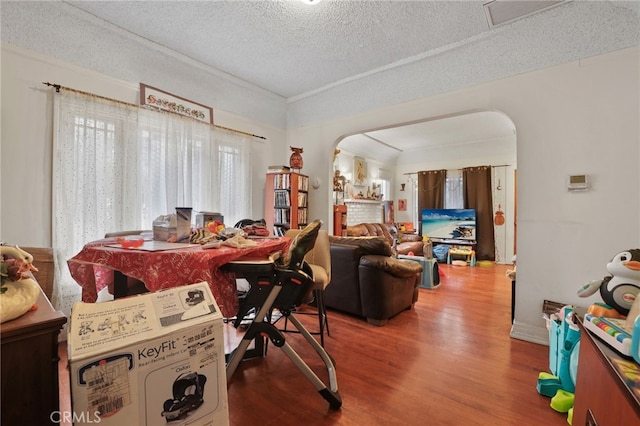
top-left (265, 171), bottom-right (309, 236)
top-left (573, 321), bottom-right (640, 425)
top-left (1, 286), bottom-right (67, 425)
top-left (333, 205), bottom-right (347, 236)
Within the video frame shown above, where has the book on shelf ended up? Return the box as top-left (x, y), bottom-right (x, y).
top-left (273, 173), bottom-right (291, 189)
top-left (298, 175), bottom-right (309, 191)
top-left (297, 192), bottom-right (307, 207)
top-left (268, 165), bottom-right (290, 173)
top-left (297, 208), bottom-right (308, 225)
top-left (274, 191), bottom-right (291, 206)
top-left (273, 226), bottom-right (287, 237)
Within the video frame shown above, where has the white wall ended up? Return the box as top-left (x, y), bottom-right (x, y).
top-left (0, 45), bottom-right (287, 246)
top-left (287, 47), bottom-right (640, 344)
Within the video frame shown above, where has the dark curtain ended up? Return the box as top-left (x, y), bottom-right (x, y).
top-left (417, 169), bottom-right (446, 212)
top-left (463, 166), bottom-right (495, 261)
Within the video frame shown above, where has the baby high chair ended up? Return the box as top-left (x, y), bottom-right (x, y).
top-left (222, 220), bottom-right (342, 409)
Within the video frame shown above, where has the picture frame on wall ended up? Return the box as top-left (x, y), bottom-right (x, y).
top-left (398, 199), bottom-right (407, 211)
top-left (140, 83), bottom-right (214, 124)
top-left (354, 156), bottom-right (367, 186)
top-left (384, 201), bottom-right (395, 224)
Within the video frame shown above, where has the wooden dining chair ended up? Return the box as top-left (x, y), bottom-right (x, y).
top-left (20, 247), bottom-right (55, 300)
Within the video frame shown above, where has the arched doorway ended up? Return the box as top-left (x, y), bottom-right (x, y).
top-left (333, 110), bottom-right (517, 263)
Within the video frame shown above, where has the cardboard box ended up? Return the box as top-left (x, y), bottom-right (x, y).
top-left (195, 212), bottom-right (224, 228)
top-left (152, 214), bottom-right (177, 242)
top-left (68, 282), bottom-right (228, 426)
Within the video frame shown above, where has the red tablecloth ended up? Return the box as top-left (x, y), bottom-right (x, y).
top-left (67, 237), bottom-right (290, 318)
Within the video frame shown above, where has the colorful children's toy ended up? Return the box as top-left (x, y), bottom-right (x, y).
top-left (577, 249), bottom-right (640, 316)
top-left (537, 305), bottom-right (580, 421)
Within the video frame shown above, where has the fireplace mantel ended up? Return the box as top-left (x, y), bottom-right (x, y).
top-left (344, 199), bottom-right (382, 204)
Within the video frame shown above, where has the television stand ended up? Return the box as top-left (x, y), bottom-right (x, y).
top-left (430, 239), bottom-right (476, 264)
top-left (430, 238), bottom-right (476, 246)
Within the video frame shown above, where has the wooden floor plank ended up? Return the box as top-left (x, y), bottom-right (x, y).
top-left (58, 263), bottom-right (567, 425)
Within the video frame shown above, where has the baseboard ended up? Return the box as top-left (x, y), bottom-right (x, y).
top-left (510, 320), bottom-right (550, 346)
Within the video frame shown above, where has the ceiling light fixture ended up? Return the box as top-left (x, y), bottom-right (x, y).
top-left (300, 0), bottom-right (322, 5)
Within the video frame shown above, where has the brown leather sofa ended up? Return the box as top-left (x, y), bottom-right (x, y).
top-left (324, 236), bottom-right (423, 326)
top-left (346, 223), bottom-right (424, 256)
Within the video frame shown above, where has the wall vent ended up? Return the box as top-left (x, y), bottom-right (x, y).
top-left (483, 0), bottom-right (568, 28)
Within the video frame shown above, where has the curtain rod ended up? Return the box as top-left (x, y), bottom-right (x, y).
top-left (403, 165), bottom-right (511, 175)
top-left (42, 82), bottom-right (266, 141)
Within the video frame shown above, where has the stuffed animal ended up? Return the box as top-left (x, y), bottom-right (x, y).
top-left (506, 254), bottom-right (516, 280)
top-left (506, 266), bottom-right (516, 280)
top-left (1, 245), bottom-right (40, 323)
top-left (577, 249), bottom-right (640, 316)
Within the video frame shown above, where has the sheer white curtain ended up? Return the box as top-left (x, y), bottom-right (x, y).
top-left (52, 89), bottom-right (252, 322)
top-left (445, 169), bottom-right (464, 209)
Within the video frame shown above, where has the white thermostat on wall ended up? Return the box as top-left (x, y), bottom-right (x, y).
top-left (567, 174), bottom-right (590, 191)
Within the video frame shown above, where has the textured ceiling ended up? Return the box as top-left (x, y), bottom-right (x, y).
top-left (62, 0), bottom-right (589, 99)
top-left (65, 0), bottom-right (493, 98)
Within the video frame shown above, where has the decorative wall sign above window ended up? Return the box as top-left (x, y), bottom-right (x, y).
top-left (140, 83), bottom-right (213, 124)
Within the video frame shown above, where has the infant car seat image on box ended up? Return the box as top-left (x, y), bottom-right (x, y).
top-left (162, 372), bottom-right (207, 422)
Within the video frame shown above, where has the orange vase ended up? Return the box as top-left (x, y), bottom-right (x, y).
top-left (289, 146), bottom-right (304, 169)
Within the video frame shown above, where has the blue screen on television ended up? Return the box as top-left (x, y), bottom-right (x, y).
top-left (421, 209), bottom-right (476, 241)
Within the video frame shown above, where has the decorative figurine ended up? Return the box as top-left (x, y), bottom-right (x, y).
top-left (333, 170), bottom-right (344, 192)
top-left (289, 146), bottom-right (304, 170)
top-left (1, 245), bottom-right (40, 323)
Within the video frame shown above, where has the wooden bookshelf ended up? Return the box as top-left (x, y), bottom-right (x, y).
top-left (333, 204), bottom-right (347, 236)
top-left (264, 171), bottom-right (309, 236)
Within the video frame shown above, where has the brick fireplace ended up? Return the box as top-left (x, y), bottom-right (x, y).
top-left (344, 199), bottom-right (383, 225)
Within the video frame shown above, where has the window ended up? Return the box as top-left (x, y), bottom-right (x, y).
top-left (52, 89), bottom-right (252, 325)
top-left (378, 168), bottom-right (392, 201)
top-left (445, 169), bottom-right (464, 209)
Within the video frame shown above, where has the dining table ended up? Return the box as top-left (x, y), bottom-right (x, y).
top-left (67, 236), bottom-right (290, 318)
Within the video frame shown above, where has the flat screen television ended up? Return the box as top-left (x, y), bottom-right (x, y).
top-left (421, 208), bottom-right (476, 243)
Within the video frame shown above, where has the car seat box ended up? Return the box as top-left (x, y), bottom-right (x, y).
top-left (67, 282), bottom-right (228, 426)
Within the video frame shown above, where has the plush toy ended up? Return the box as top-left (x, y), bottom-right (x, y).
top-left (577, 249), bottom-right (640, 316)
top-left (506, 254), bottom-right (516, 280)
top-left (506, 266), bottom-right (516, 280)
top-left (1, 245), bottom-right (40, 323)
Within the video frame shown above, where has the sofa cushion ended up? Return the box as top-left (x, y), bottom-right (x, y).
top-left (346, 223), bottom-right (393, 241)
top-left (328, 235), bottom-right (393, 257)
top-left (360, 255), bottom-right (423, 278)
top-left (345, 222), bottom-right (424, 255)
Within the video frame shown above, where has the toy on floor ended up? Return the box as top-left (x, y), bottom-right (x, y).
top-left (577, 249), bottom-right (640, 316)
top-left (506, 255), bottom-right (516, 280)
top-left (537, 305), bottom-right (580, 423)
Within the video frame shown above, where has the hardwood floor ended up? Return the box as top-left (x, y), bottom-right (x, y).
top-left (58, 263), bottom-right (567, 425)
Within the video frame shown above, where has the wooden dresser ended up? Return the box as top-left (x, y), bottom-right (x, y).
top-left (1, 286), bottom-right (67, 425)
top-left (573, 320), bottom-right (640, 425)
